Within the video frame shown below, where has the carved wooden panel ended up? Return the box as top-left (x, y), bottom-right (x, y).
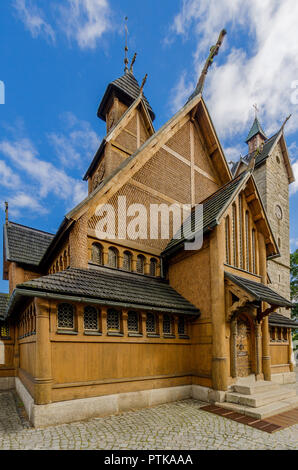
top-left (236, 315), bottom-right (252, 377)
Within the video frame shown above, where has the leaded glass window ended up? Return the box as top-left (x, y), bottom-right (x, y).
top-left (146, 313), bottom-right (156, 333)
top-left (108, 247), bottom-right (118, 268)
top-left (57, 303), bottom-right (74, 329)
top-left (225, 217), bottom-right (230, 264)
top-left (127, 311), bottom-right (139, 332)
top-left (123, 251), bottom-right (132, 271)
top-left (84, 306), bottom-right (99, 331)
top-left (163, 314), bottom-right (172, 334)
top-left (136, 255), bottom-right (145, 274)
top-left (0, 323), bottom-right (9, 338)
top-left (232, 204), bottom-right (237, 267)
top-left (178, 316), bottom-right (185, 335)
top-left (92, 243), bottom-right (103, 265)
top-left (252, 229), bottom-right (256, 274)
top-left (150, 258), bottom-right (157, 276)
top-left (107, 309), bottom-right (120, 331)
top-left (245, 211), bottom-right (250, 271)
top-left (239, 195), bottom-right (244, 269)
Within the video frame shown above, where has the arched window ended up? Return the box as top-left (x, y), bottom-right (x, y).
top-left (123, 251), bottom-right (132, 271)
top-left (252, 229), bottom-right (256, 273)
top-left (245, 211), bottom-right (250, 271)
top-left (136, 255), bottom-right (145, 274)
top-left (57, 303), bottom-right (74, 330)
top-left (127, 311), bottom-right (139, 333)
top-left (163, 314), bottom-right (172, 335)
top-left (225, 217), bottom-right (230, 265)
top-left (92, 243), bottom-right (103, 265)
top-left (239, 195), bottom-right (244, 269)
top-left (108, 247), bottom-right (118, 268)
top-left (150, 258), bottom-right (157, 276)
top-left (107, 309), bottom-right (120, 331)
top-left (84, 306), bottom-right (99, 331)
top-left (146, 313), bottom-right (156, 333)
top-left (232, 204), bottom-right (237, 267)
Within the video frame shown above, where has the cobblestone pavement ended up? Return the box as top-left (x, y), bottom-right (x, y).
top-left (0, 392), bottom-right (297, 450)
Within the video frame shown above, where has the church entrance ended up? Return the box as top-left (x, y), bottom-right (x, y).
top-left (236, 314), bottom-right (252, 377)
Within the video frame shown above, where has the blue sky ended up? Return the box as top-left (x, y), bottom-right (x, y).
top-left (0, 0), bottom-right (298, 293)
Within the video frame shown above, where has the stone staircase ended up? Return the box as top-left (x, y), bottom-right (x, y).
top-left (215, 375), bottom-right (298, 419)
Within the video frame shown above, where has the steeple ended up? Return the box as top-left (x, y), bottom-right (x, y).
top-left (245, 113), bottom-right (267, 154)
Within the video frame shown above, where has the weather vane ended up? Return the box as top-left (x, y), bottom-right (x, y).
top-left (253, 103), bottom-right (259, 118)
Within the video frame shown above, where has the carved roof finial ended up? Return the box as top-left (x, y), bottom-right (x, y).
top-left (5, 201), bottom-right (8, 224)
top-left (140, 74), bottom-right (148, 94)
top-left (124, 16), bottom-right (129, 73)
top-left (281, 114), bottom-right (292, 131)
top-left (191, 29), bottom-right (227, 99)
top-left (129, 52), bottom-right (137, 73)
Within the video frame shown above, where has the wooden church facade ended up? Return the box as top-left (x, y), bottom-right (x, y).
top-left (0, 38), bottom-right (297, 426)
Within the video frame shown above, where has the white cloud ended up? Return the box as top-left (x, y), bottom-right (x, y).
top-left (290, 238), bottom-right (298, 251)
top-left (13, 0), bottom-right (55, 42)
top-left (13, 0), bottom-right (112, 49)
top-left (0, 137), bottom-right (87, 207)
top-left (8, 192), bottom-right (48, 217)
top-left (290, 160), bottom-right (298, 195)
top-left (48, 112), bottom-right (99, 168)
top-left (0, 161), bottom-right (20, 188)
top-left (168, 0), bottom-right (298, 141)
top-left (58, 0), bottom-right (111, 49)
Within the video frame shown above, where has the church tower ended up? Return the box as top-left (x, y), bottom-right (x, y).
top-left (245, 116), bottom-right (295, 317)
top-left (84, 56), bottom-right (155, 194)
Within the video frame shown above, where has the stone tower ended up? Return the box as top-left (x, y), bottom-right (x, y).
top-left (245, 117), bottom-right (295, 317)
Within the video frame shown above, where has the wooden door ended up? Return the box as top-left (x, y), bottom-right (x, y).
top-left (236, 315), bottom-right (252, 377)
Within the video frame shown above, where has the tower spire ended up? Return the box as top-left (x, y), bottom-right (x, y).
top-left (124, 16), bottom-right (129, 73)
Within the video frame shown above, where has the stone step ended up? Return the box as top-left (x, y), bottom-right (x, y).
top-left (226, 388), bottom-right (296, 408)
top-left (214, 395), bottom-right (298, 420)
top-left (233, 381), bottom-right (280, 395)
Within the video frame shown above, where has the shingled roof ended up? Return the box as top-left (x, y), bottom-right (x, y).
top-left (163, 171), bottom-right (248, 256)
top-left (97, 71), bottom-right (155, 122)
top-left (268, 312), bottom-right (298, 329)
top-left (0, 294), bottom-right (9, 319)
top-left (225, 272), bottom-right (293, 308)
top-left (4, 222), bottom-right (55, 267)
top-left (13, 267), bottom-right (200, 316)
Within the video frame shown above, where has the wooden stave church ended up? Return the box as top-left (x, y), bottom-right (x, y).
top-left (0, 44), bottom-right (297, 427)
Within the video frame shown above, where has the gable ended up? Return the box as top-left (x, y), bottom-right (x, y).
top-left (87, 103), bottom-right (228, 252)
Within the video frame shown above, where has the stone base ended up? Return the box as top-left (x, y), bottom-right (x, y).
top-left (0, 377), bottom-right (15, 391)
top-left (16, 378), bottom-right (193, 428)
top-left (271, 371), bottom-right (296, 385)
top-left (192, 384), bottom-right (226, 403)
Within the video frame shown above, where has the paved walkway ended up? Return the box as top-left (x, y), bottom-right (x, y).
top-left (0, 392), bottom-right (297, 450)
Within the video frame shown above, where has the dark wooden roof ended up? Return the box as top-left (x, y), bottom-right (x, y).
top-left (97, 71), bottom-right (155, 121)
top-left (163, 171), bottom-right (248, 256)
top-left (225, 272), bottom-right (293, 308)
top-left (4, 222), bottom-right (54, 267)
top-left (16, 267), bottom-right (200, 316)
top-left (0, 294), bottom-right (9, 320)
top-left (268, 312), bottom-right (298, 329)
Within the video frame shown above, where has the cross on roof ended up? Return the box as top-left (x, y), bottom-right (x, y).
top-left (253, 103), bottom-right (259, 118)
